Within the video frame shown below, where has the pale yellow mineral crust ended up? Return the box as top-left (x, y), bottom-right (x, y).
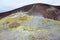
top-left (0, 13), bottom-right (60, 40)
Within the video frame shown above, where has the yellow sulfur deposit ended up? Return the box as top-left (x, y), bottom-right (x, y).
top-left (0, 14), bottom-right (33, 30)
top-left (9, 22), bottom-right (20, 28)
top-left (0, 13), bottom-right (60, 40)
top-left (13, 26), bottom-right (46, 32)
top-left (42, 18), bottom-right (52, 24)
top-left (54, 21), bottom-right (60, 26)
top-left (0, 17), bottom-right (16, 25)
top-left (15, 14), bottom-right (33, 22)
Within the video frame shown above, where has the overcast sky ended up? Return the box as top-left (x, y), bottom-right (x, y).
top-left (0, 0), bottom-right (60, 13)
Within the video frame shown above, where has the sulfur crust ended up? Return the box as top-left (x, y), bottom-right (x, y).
top-left (54, 21), bottom-right (60, 26)
top-left (13, 26), bottom-right (46, 32)
top-left (0, 13), bottom-right (60, 32)
top-left (0, 13), bottom-right (60, 40)
top-left (42, 18), bottom-right (60, 26)
top-left (0, 14), bottom-right (33, 25)
top-left (0, 14), bottom-right (33, 32)
top-left (0, 14), bottom-right (33, 24)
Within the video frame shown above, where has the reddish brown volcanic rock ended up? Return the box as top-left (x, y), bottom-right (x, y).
top-left (0, 3), bottom-right (60, 21)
